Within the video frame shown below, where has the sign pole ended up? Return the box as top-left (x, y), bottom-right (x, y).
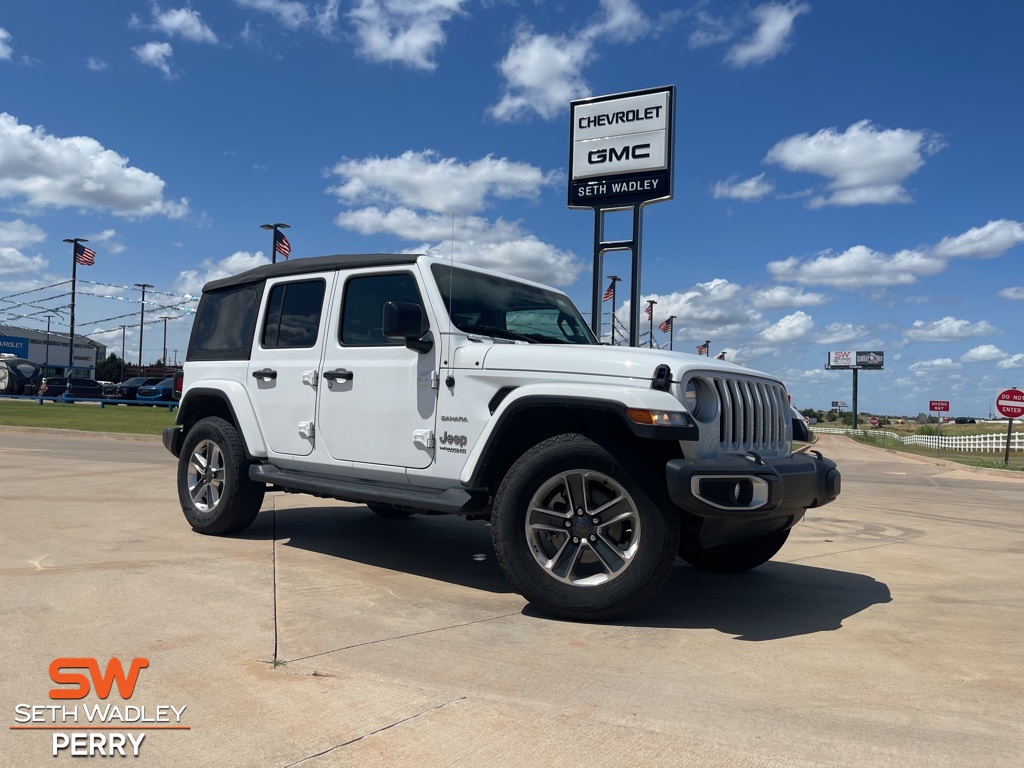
top-left (1006, 418), bottom-right (1014, 465)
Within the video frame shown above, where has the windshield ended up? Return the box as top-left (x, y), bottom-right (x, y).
top-left (431, 264), bottom-right (596, 345)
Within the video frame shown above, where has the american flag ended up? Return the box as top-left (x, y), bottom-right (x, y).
top-left (659, 317), bottom-right (672, 333)
top-left (696, 344), bottom-right (708, 355)
top-left (716, 351), bottom-right (726, 360)
top-left (74, 243), bottom-right (96, 266)
top-left (645, 302), bottom-right (653, 319)
top-left (274, 230), bottom-right (291, 260)
top-left (602, 281), bottom-right (615, 302)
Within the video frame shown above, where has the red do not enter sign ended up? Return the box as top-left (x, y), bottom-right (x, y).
top-left (996, 388), bottom-right (1024, 418)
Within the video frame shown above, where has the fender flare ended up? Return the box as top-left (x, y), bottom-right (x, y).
top-left (177, 382), bottom-right (268, 458)
top-left (460, 385), bottom-right (696, 487)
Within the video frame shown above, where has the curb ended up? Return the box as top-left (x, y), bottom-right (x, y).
top-left (0, 424), bottom-right (162, 442)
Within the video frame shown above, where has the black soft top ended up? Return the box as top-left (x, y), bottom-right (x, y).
top-left (202, 253), bottom-right (421, 293)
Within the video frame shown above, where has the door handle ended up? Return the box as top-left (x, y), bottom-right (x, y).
top-left (322, 368), bottom-right (354, 382)
top-left (252, 368), bottom-right (278, 380)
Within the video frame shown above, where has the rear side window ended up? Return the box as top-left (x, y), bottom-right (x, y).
top-left (261, 279), bottom-right (326, 349)
top-left (188, 284), bottom-right (264, 361)
top-left (340, 273), bottom-right (424, 347)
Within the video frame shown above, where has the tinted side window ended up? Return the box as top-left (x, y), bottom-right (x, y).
top-left (261, 279), bottom-right (326, 349)
top-left (340, 273), bottom-right (424, 347)
top-left (188, 283), bottom-right (264, 361)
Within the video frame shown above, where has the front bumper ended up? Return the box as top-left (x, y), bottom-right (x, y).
top-left (666, 450), bottom-right (840, 518)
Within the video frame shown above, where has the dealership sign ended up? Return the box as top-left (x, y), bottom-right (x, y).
top-left (826, 350), bottom-right (885, 370)
top-left (0, 336), bottom-right (30, 357)
top-left (568, 86), bottom-right (674, 209)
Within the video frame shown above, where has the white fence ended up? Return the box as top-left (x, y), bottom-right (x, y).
top-left (812, 427), bottom-right (1023, 453)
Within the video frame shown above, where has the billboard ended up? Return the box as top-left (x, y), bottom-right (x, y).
top-left (0, 336), bottom-right (30, 357)
top-left (568, 86), bottom-right (674, 209)
top-left (826, 350), bottom-right (884, 370)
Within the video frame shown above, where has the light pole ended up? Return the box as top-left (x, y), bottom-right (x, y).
top-left (62, 238), bottom-right (88, 374)
top-left (260, 223), bottom-right (290, 264)
top-left (606, 275), bottom-right (621, 345)
top-left (646, 300), bottom-right (657, 349)
top-left (118, 325), bottom-right (127, 382)
top-left (664, 315), bottom-right (676, 351)
top-left (134, 283), bottom-right (153, 368)
top-left (44, 315), bottom-right (54, 372)
top-left (160, 316), bottom-right (174, 374)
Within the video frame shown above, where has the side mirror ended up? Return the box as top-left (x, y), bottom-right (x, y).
top-left (382, 301), bottom-right (432, 353)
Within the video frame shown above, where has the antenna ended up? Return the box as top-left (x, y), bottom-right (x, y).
top-left (445, 213), bottom-right (455, 388)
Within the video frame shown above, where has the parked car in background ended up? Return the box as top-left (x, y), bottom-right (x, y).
top-left (98, 381), bottom-right (117, 396)
top-left (136, 378), bottom-right (175, 402)
top-left (38, 377), bottom-right (104, 398)
top-left (0, 357), bottom-right (43, 395)
top-left (954, 417), bottom-right (977, 424)
top-left (117, 376), bottom-right (164, 400)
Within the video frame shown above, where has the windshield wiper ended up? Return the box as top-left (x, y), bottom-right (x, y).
top-left (464, 325), bottom-right (535, 343)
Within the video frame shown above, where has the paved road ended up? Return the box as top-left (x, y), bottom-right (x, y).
top-left (1, 430), bottom-right (1021, 766)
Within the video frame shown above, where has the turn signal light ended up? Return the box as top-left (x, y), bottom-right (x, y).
top-left (625, 408), bottom-right (689, 426)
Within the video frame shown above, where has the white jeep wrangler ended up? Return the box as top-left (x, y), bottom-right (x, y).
top-left (164, 254), bottom-right (840, 620)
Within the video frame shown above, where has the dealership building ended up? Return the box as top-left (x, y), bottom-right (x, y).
top-left (0, 324), bottom-right (106, 378)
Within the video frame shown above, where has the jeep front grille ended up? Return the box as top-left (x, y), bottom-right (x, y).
top-left (713, 376), bottom-right (788, 453)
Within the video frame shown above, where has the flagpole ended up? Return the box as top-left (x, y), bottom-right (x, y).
top-left (62, 238), bottom-right (88, 375)
top-left (646, 299), bottom-right (657, 349)
top-left (606, 275), bottom-right (620, 345)
top-left (261, 222), bottom-right (290, 264)
top-left (705, 339), bottom-right (711, 358)
top-left (667, 316), bottom-right (676, 351)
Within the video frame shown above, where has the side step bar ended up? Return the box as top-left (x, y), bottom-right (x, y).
top-left (249, 464), bottom-right (485, 515)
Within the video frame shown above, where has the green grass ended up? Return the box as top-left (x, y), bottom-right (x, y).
top-left (0, 399), bottom-right (176, 436)
top-left (848, 431), bottom-right (1023, 472)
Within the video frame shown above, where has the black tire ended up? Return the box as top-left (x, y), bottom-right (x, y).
top-left (679, 528), bottom-right (790, 573)
top-left (177, 416), bottom-right (265, 535)
top-left (366, 502), bottom-right (417, 518)
top-left (492, 433), bottom-right (680, 622)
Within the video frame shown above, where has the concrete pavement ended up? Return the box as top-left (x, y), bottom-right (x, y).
top-left (1, 430), bottom-right (1021, 766)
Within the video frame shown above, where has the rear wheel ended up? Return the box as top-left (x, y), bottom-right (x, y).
top-left (678, 528), bottom-right (790, 573)
top-left (492, 433), bottom-right (679, 621)
top-left (177, 417), bottom-right (265, 535)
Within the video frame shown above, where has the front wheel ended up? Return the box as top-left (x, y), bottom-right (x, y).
top-left (678, 528), bottom-right (790, 573)
top-left (177, 416), bottom-right (265, 535)
top-left (492, 433), bottom-right (679, 622)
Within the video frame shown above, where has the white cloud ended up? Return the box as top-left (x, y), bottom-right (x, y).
top-left (174, 251), bottom-right (269, 295)
top-left (85, 57), bottom-right (107, 71)
top-left (908, 358), bottom-right (963, 375)
top-left (997, 354), bottom-right (1024, 369)
top-left (768, 245), bottom-right (944, 288)
top-left (726, 2), bottom-right (810, 68)
top-left (0, 219), bottom-right (46, 248)
top-left (0, 28), bottom-right (13, 61)
top-left (234, 0), bottom-right (311, 30)
top-left (815, 322), bottom-right (867, 345)
top-left (0, 247), bottom-right (46, 276)
top-left (904, 316), bottom-right (998, 342)
top-left (961, 344), bottom-right (1004, 363)
top-left (765, 120), bottom-right (943, 207)
top-left (759, 310), bottom-right (813, 342)
top-left (932, 219), bottom-right (1024, 259)
top-left (752, 284), bottom-right (827, 308)
top-left (348, 0), bottom-right (467, 71)
top-left (998, 286), bottom-right (1024, 300)
top-left (689, 11), bottom-right (735, 49)
top-left (0, 113), bottom-right (189, 218)
top-left (152, 6), bottom-right (219, 44)
top-left (133, 41), bottom-right (176, 78)
top-left (713, 173), bottom-right (773, 201)
top-left (327, 150), bottom-right (555, 214)
top-left (87, 229), bottom-right (127, 255)
top-left (490, 0), bottom-right (651, 122)
top-left (633, 279), bottom-right (763, 341)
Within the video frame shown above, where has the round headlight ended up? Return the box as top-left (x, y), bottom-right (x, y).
top-left (684, 379), bottom-right (700, 413)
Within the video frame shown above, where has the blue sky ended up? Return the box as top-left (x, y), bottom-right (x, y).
top-left (0, 1), bottom-right (1021, 417)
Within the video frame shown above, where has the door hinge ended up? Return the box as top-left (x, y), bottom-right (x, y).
top-left (413, 429), bottom-right (434, 448)
top-left (302, 369), bottom-right (319, 387)
top-left (298, 421), bottom-right (315, 439)
top-left (419, 370), bottom-right (440, 389)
